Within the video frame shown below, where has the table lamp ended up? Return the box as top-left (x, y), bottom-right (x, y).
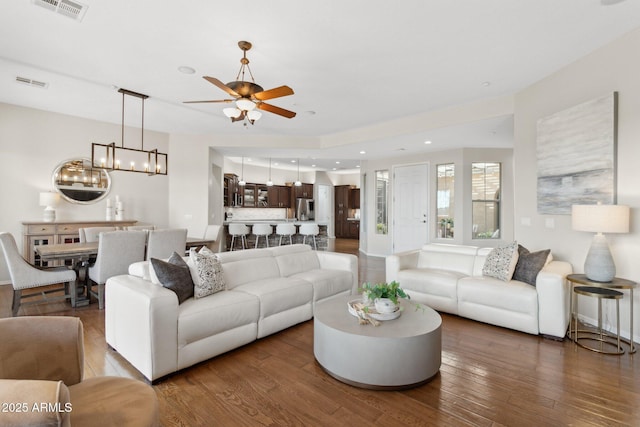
top-left (39, 191), bottom-right (60, 222)
top-left (571, 203), bottom-right (629, 282)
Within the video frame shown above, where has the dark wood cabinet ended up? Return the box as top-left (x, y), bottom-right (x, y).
top-left (292, 183), bottom-right (313, 199)
top-left (351, 188), bottom-right (360, 209)
top-left (267, 185), bottom-right (291, 208)
top-left (224, 174), bottom-right (238, 207)
top-left (335, 185), bottom-right (353, 238)
top-left (348, 220), bottom-right (360, 239)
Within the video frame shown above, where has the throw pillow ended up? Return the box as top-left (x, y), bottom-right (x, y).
top-left (513, 245), bottom-right (551, 286)
top-left (192, 251), bottom-right (226, 299)
top-left (150, 252), bottom-right (194, 304)
top-left (482, 241), bottom-right (519, 281)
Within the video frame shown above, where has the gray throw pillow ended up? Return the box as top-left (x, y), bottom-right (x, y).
top-left (150, 252), bottom-right (194, 304)
top-left (513, 245), bottom-right (551, 287)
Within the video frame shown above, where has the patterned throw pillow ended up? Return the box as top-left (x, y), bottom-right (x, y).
top-left (482, 241), bottom-right (519, 281)
top-left (513, 245), bottom-right (551, 286)
top-left (150, 252), bottom-right (194, 304)
top-left (192, 251), bottom-right (226, 299)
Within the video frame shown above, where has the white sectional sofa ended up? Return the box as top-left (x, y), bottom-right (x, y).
top-left (386, 243), bottom-right (573, 339)
top-left (105, 244), bottom-right (358, 382)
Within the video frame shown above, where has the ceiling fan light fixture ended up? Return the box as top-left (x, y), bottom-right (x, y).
top-left (223, 107), bottom-right (242, 118)
top-left (236, 98), bottom-right (256, 111)
top-left (247, 110), bottom-right (262, 121)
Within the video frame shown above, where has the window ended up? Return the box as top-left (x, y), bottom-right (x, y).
top-left (472, 162), bottom-right (501, 239)
top-left (375, 170), bottom-right (389, 234)
top-left (436, 164), bottom-right (455, 239)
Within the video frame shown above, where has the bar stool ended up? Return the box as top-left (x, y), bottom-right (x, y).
top-left (573, 286), bottom-right (624, 355)
top-left (229, 223), bottom-right (250, 251)
top-left (299, 223), bottom-right (319, 250)
top-left (275, 223), bottom-right (296, 246)
top-left (252, 223), bottom-right (273, 248)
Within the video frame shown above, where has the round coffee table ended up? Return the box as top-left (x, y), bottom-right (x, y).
top-left (314, 294), bottom-right (442, 390)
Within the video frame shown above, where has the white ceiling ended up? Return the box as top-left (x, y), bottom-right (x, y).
top-left (1, 0), bottom-right (639, 172)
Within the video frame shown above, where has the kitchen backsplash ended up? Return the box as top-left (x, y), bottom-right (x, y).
top-left (226, 207), bottom-right (288, 220)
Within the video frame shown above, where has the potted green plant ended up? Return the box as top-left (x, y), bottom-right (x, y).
top-left (360, 281), bottom-right (410, 313)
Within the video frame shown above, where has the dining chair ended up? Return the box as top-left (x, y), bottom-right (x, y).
top-left (203, 224), bottom-right (222, 252)
top-left (0, 232), bottom-right (77, 316)
top-left (0, 316), bottom-right (159, 426)
top-left (146, 228), bottom-right (188, 260)
top-left (88, 230), bottom-right (146, 309)
top-left (79, 226), bottom-right (117, 243)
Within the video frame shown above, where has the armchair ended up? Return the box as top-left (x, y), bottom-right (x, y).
top-left (0, 316), bottom-right (159, 426)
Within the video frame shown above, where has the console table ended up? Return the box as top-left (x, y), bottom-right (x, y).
top-left (22, 220), bottom-right (136, 267)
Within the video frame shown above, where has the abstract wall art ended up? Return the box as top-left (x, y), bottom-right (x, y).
top-left (536, 92), bottom-right (617, 214)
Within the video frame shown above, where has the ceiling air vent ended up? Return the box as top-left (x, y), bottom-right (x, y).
top-left (32, 0), bottom-right (88, 22)
top-left (16, 76), bottom-right (49, 89)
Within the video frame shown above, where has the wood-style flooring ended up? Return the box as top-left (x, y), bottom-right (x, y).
top-left (1, 239), bottom-right (639, 426)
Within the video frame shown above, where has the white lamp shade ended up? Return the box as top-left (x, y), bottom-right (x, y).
top-left (236, 98), bottom-right (256, 111)
top-left (39, 192), bottom-right (60, 207)
top-left (223, 107), bottom-right (242, 118)
top-left (247, 110), bottom-right (262, 121)
top-left (571, 204), bottom-right (629, 233)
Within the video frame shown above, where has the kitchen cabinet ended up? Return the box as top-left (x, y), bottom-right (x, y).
top-left (335, 185), bottom-right (354, 238)
top-left (224, 174), bottom-right (238, 207)
top-left (351, 188), bottom-right (360, 209)
top-left (268, 185), bottom-right (291, 208)
top-left (241, 184), bottom-right (257, 207)
top-left (348, 220), bottom-right (360, 239)
top-left (292, 183), bottom-right (313, 199)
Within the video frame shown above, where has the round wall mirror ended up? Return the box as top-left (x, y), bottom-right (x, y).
top-left (52, 158), bottom-right (111, 204)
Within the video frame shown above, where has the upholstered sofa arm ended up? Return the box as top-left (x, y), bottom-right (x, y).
top-left (316, 251), bottom-right (359, 293)
top-left (0, 379), bottom-right (71, 427)
top-left (536, 260), bottom-right (573, 338)
top-left (0, 317), bottom-right (83, 386)
top-left (105, 275), bottom-right (179, 382)
top-left (385, 249), bottom-right (420, 283)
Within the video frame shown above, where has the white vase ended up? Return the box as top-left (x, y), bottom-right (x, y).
top-left (374, 298), bottom-right (397, 313)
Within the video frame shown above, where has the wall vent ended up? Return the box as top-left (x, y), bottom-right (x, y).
top-left (16, 76), bottom-right (49, 89)
top-left (31, 0), bottom-right (88, 22)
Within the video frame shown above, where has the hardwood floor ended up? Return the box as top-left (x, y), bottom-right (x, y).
top-left (2, 239), bottom-right (639, 426)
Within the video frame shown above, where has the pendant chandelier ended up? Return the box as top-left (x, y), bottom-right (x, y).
top-left (266, 158), bottom-right (273, 187)
top-left (91, 88), bottom-right (168, 175)
top-left (294, 158), bottom-right (302, 187)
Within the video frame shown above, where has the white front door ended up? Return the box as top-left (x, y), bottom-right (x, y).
top-left (392, 163), bottom-right (429, 253)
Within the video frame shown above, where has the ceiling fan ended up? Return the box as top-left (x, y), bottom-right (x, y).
top-left (184, 41), bottom-right (296, 125)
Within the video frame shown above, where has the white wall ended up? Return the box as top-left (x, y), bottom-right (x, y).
top-left (513, 27), bottom-right (640, 343)
top-left (0, 103), bottom-right (169, 283)
top-left (360, 148), bottom-right (514, 257)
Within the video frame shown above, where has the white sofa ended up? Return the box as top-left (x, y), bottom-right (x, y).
top-left (105, 244), bottom-right (358, 382)
top-left (386, 244), bottom-right (573, 339)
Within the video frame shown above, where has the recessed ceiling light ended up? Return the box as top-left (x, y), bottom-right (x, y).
top-left (481, 81), bottom-right (491, 87)
top-left (424, 140), bottom-right (432, 145)
top-left (335, 161), bottom-right (340, 164)
top-left (274, 162), bottom-right (279, 166)
top-left (332, 168), bottom-right (337, 171)
top-left (178, 66), bottom-right (196, 74)
top-left (291, 160), bottom-right (296, 163)
top-left (359, 151), bottom-right (366, 154)
top-left (356, 165), bottom-right (361, 168)
top-left (312, 164), bottom-right (316, 167)
top-left (305, 111), bottom-right (316, 115)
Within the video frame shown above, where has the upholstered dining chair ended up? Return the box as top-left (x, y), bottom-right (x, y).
top-left (146, 228), bottom-right (188, 260)
top-left (0, 232), bottom-right (77, 316)
top-left (78, 226), bottom-right (117, 243)
top-left (0, 316), bottom-right (159, 426)
top-left (88, 230), bottom-right (146, 309)
top-left (203, 224), bottom-right (222, 252)
top-left (125, 224), bottom-right (156, 232)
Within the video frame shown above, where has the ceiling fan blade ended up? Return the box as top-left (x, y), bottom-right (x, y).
top-left (203, 76), bottom-right (240, 97)
top-left (253, 85), bottom-right (294, 101)
top-left (183, 99), bottom-right (234, 104)
top-left (257, 102), bottom-right (296, 119)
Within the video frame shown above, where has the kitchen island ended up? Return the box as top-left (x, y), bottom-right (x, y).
top-left (222, 221), bottom-right (329, 251)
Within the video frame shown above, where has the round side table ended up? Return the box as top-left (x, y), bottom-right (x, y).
top-left (567, 274), bottom-right (636, 354)
top-left (573, 286), bottom-right (624, 355)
